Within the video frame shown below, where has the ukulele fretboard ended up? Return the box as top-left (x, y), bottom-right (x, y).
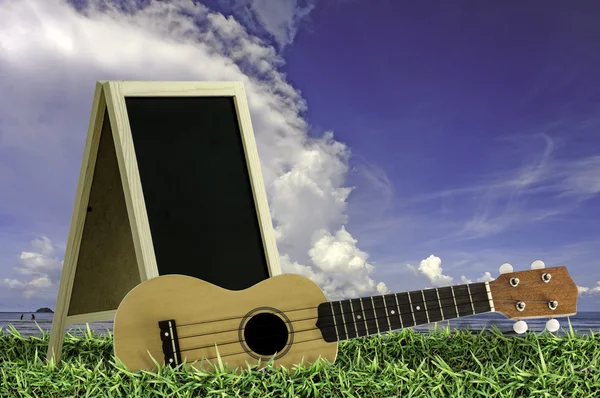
top-left (316, 282), bottom-right (494, 342)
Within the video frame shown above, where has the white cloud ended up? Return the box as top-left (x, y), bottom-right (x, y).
top-left (279, 226), bottom-right (389, 300)
top-left (30, 236), bottom-right (56, 256)
top-left (0, 0), bottom-right (386, 302)
top-left (460, 272), bottom-right (495, 284)
top-left (223, 0), bottom-right (315, 48)
top-left (407, 255), bottom-right (495, 288)
top-left (1, 237), bottom-right (62, 300)
top-left (578, 285), bottom-right (590, 295)
top-left (407, 255), bottom-right (453, 286)
top-left (28, 276), bottom-right (53, 288)
top-left (578, 282), bottom-right (600, 295)
top-left (3, 279), bottom-right (25, 289)
top-left (308, 227), bottom-right (388, 299)
top-left (15, 251), bottom-right (63, 278)
top-left (249, 0), bottom-right (314, 48)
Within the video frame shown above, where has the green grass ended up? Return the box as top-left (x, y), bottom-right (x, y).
top-left (1, 323), bottom-right (599, 398)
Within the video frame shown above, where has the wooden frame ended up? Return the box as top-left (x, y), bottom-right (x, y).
top-left (47, 81), bottom-right (282, 363)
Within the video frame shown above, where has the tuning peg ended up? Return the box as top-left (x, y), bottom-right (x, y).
top-left (546, 319), bottom-right (560, 332)
top-left (499, 263), bottom-right (513, 274)
top-left (513, 320), bottom-right (528, 334)
top-left (531, 260), bottom-right (545, 270)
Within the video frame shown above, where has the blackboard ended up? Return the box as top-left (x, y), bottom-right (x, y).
top-left (125, 96), bottom-right (270, 290)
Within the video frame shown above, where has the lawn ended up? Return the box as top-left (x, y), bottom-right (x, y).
top-left (1, 323), bottom-right (598, 397)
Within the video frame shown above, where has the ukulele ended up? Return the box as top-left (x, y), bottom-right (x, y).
top-left (113, 260), bottom-right (578, 372)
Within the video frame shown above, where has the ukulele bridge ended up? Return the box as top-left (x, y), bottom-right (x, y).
top-left (158, 319), bottom-right (182, 367)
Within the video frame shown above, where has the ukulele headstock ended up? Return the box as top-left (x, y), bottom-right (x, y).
top-left (488, 261), bottom-right (578, 333)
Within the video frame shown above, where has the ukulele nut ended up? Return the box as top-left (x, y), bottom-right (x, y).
top-left (516, 301), bottom-right (526, 311)
top-left (542, 273), bottom-right (551, 283)
top-left (510, 277), bottom-right (520, 287)
top-left (548, 300), bottom-right (558, 310)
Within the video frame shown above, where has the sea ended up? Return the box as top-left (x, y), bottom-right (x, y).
top-left (2, 311), bottom-right (600, 338)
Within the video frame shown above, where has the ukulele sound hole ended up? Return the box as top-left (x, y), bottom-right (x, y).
top-left (243, 312), bottom-right (289, 356)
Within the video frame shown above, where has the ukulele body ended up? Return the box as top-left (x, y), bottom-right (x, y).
top-left (113, 273), bottom-right (338, 372)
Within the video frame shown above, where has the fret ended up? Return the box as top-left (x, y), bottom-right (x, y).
top-left (371, 297), bottom-right (382, 333)
top-left (452, 285), bottom-right (474, 317)
top-left (360, 297), bottom-right (379, 335)
top-left (340, 300), bottom-right (358, 339)
top-left (384, 294), bottom-right (402, 330)
top-left (372, 296), bottom-right (391, 332)
top-left (466, 284), bottom-right (476, 315)
top-left (437, 287), bottom-right (457, 320)
top-left (350, 298), bottom-right (368, 337)
top-left (330, 302), bottom-right (347, 341)
top-left (316, 282), bottom-right (493, 343)
top-left (423, 289), bottom-right (443, 322)
top-left (394, 294), bottom-right (404, 328)
top-left (396, 292), bottom-right (415, 327)
top-left (450, 286), bottom-right (460, 316)
top-left (435, 288), bottom-right (445, 320)
top-left (420, 290), bottom-right (430, 323)
top-left (408, 291), bottom-right (428, 326)
top-left (381, 296), bottom-right (390, 327)
top-left (485, 282), bottom-right (495, 312)
top-left (470, 283), bottom-right (492, 314)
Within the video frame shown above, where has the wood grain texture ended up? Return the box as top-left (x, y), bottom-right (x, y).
top-left (66, 310), bottom-right (117, 324)
top-left (489, 266), bottom-right (578, 320)
top-left (114, 273), bottom-right (337, 372)
top-left (47, 82), bottom-right (107, 363)
top-left (119, 81), bottom-right (238, 97)
top-left (233, 82), bottom-right (282, 277)
top-left (103, 81), bottom-right (159, 281)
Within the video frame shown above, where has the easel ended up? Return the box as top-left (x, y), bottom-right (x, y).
top-left (47, 81), bottom-right (281, 363)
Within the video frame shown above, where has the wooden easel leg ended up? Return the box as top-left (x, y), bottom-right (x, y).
top-left (46, 265), bottom-right (77, 363)
top-left (46, 83), bottom-right (105, 364)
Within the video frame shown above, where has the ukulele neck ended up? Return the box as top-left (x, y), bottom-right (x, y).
top-left (316, 282), bottom-right (494, 342)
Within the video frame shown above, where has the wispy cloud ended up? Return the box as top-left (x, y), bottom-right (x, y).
top-left (345, 156), bottom-right (394, 241)
top-left (215, 0), bottom-right (316, 49)
top-left (578, 282), bottom-right (600, 295)
top-left (1, 236), bottom-right (62, 300)
top-left (402, 133), bottom-right (600, 240)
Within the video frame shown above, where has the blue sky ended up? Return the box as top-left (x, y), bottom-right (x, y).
top-left (0, 0), bottom-right (599, 315)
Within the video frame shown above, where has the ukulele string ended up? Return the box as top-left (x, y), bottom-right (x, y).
top-left (186, 334), bottom-right (327, 364)
top-left (177, 279), bottom-right (544, 329)
top-left (131, 279), bottom-right (551, 345)
top-left (164, 281), bottom-right (545, 337)
top-left (178, 295), bottom-right (497, 353)
top-left (175, 292), bottom-right (549, 355)
top-left (177, 291), bottom-right (544, 344)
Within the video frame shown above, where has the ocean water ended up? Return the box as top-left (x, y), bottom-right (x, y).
top-left (2, 311), bottom-right (599, 338)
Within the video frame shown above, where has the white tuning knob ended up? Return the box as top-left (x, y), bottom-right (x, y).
top-left (531, 260), bottom-right (545, 270)
top-left (546, 319), bottom-right (560, 332)
top-left (499, 263), bottom-right (513, 274)
top-left (513, 320), bottom-right (528, 334)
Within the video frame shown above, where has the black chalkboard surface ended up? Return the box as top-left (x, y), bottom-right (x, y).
top-left (125, 97), bottom-right (270, 290)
